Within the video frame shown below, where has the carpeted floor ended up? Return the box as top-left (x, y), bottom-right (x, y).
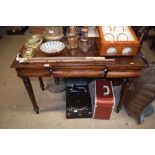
top-left (0, 34), bottom-right (155, 128)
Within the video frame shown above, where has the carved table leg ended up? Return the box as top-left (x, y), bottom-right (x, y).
top-left (22, 77), bottom-right (39, 114)
top-left (54, 77), bottom-right (60, 85)
top-left (116, 79), bottom-right (130, 113)
top-left (39, 77), bottom-right (45, 91)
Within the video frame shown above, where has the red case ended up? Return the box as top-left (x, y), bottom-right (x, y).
top-left (93, 80), bottom-right (115, 119)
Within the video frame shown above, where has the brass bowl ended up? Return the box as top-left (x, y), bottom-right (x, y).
top-left (23, 48), bottom-right (35, 59)
top-left (25, 35), bottom-right (43, 48)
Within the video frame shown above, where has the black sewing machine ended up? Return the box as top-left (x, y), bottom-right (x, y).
top-left (66, 78), bottom-right (92, 119)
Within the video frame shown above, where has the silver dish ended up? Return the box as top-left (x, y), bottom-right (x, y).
top-left (40, 41), bottom-right (65, 54)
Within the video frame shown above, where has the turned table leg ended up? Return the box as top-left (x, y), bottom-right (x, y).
top-left (38, 77), bottom-right (45, 90)
top-left (22, 77), bottom-right (39, 114)
top-left (54, 77), bottom-right (60, 85)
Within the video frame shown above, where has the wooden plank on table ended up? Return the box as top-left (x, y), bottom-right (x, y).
top-left (26, 57), bottom-right (115, 63)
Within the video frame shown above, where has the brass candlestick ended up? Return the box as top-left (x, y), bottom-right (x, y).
top-left (79, 26), bottom-right (90, 52)
top-left (66, 26), bottom-right (78, 49)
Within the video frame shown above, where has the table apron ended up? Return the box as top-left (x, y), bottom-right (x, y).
top-left (16, 68), bottom-right (142, 78)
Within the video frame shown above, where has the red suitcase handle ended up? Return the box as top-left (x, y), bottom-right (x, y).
top-left (103, 85), bottom-right (110, 96)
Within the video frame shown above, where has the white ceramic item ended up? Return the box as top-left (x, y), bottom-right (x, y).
top-left (122, 47), bottom-right (132, 55)
top-left (107, 47), bottom-right (117, 55)
top-left (40, 41), bottom-right (65, 54)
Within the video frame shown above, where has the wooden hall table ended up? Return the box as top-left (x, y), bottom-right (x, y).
top-left (10, 38), bottom-right (146, 114)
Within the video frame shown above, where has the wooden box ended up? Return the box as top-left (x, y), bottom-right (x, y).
top-left (96, 26), bottom-right (140, 56)
top-left (93, 80), bottom-right (115, 119)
